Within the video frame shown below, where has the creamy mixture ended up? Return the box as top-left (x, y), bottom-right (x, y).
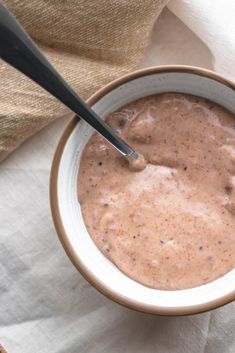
top-left (77, 93), bottom-right (235, 290)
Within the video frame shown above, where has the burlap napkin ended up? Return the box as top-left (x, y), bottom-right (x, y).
top-left (0, 0), bottom-right (168, 161)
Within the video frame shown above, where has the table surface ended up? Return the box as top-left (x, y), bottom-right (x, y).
top-left (1, 8), bottom-right (234, 353)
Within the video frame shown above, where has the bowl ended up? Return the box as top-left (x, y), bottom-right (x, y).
top-left (50, 65), bottom-right (235, 315)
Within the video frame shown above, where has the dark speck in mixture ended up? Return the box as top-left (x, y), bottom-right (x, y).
top-left (218, 240), bottom-right (222, 244)
top-left (104, 203), bottom-right (109, 207)
top-left (199, 246), bottom-right (203, 251)
top-left (208, 105), bottom-right (214, 110)
top-left (183, 166), bottom-right (188, 171)
top-left (119, 118), bottom-right (127, 127)
top-left (225, 185), bottom-right (232, 194)
top-left (160, 240), bottom-right (165, 244)
top-left (98, 161), bottom-right (103, 166)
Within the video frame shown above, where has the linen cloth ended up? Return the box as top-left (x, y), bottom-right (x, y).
top-left (168, 0), bottom-right (235, 81)
top-left (0, 0), bottom-right (167, 161)
top-left (1, 1), bottom-right (235, 353)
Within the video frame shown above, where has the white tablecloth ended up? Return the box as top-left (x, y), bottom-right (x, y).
top-left (1, 4), bottom-right (235, 353)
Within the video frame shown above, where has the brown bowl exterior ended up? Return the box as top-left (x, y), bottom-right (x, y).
top-left (50, 65), bottom-right (235, 315)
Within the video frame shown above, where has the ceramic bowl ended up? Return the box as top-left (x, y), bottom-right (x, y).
top-left (50, 66), bottom-right (235, 315)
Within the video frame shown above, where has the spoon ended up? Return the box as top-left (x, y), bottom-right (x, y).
top-left (0, 3), bottom-right (145, 168)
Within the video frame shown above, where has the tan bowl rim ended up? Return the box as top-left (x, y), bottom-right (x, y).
top-left (50, 65), bottom-right (235, 316)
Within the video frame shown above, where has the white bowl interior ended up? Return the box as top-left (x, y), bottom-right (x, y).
top-left (57, 71), bottom-right (235, 310)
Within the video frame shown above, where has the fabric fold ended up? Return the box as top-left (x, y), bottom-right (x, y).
top-left (168, 0), bottom-right (235, 81)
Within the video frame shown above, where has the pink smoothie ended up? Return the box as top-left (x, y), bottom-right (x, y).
top-left (77, 93), bottom-right (235, 290)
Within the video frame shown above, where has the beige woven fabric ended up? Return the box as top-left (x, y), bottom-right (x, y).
top-left (0, 0), bottom-right (168, 161)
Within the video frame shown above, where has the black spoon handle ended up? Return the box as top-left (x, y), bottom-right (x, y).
top-left (0, 3), bottom-right (134, 157)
